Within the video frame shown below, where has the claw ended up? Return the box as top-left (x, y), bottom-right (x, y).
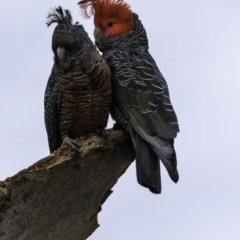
top-left (62, 137), bottom-right (80, 151)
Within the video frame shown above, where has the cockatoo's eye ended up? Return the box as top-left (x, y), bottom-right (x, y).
top-left (107, 22), bottom-right (113, 27)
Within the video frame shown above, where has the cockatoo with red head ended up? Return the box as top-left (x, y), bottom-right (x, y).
top-left (79, 0), bottom-right (180, 194)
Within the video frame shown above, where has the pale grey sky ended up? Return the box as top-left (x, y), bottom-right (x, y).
top-left (1, 0), bottom-right (240, 239)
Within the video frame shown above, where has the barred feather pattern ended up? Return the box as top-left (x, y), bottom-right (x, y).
top-left (58, 53), bottom-right (111, 141)
top-left (44, 7), bottom-right (112, 153)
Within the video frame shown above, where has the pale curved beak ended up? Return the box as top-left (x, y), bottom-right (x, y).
top-left (94, 27), bottom-right (104, 40)
top-left (57, 47), bottom-right (66, 60)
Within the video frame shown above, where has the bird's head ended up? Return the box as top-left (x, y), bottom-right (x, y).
top-left (46, 6), bottom-right (95, 70)
top-left (79, 0), bottom-right (148, 53)
top-left (79, 0), bottom-right (133, 39)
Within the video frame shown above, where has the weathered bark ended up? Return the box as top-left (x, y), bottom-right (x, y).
top-left (0, 129), bottom-right (135, 240)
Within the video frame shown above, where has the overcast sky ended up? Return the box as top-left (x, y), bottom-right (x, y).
top-left (1, 0), bottom-right (240, 239)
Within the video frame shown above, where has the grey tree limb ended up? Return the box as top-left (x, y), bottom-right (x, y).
top-left (0, 129), bottom-right (135, 240)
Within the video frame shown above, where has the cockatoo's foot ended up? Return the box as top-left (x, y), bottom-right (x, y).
top-left (62, 137), bottom-right (79, 151)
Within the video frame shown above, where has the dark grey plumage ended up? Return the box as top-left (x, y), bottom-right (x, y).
top-left (44, 7), bottom-right (112, 153)
top-left (93, 13), bottom-right (179, 194)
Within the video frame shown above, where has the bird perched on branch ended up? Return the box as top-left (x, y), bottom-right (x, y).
top-left (44, 6), bottom-right (112, 153)
top-left (79, 0), bottom-right (180, 194)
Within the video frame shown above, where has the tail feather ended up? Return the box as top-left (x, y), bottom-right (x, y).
top-left (150, 137), bottom-right (179, 183)
top-left (136, 134), bottom-right (161, 194)
top-left (130, 119), bottom-right (179, 183)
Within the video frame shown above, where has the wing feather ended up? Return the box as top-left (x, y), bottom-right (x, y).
top-left (109, 50), bottom-right (179, 139)
top-left (44, 69), bottom-right (61, 153)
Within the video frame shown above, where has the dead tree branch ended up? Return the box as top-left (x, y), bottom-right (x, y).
top-left (0, 129), bottom-right (135, 240)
